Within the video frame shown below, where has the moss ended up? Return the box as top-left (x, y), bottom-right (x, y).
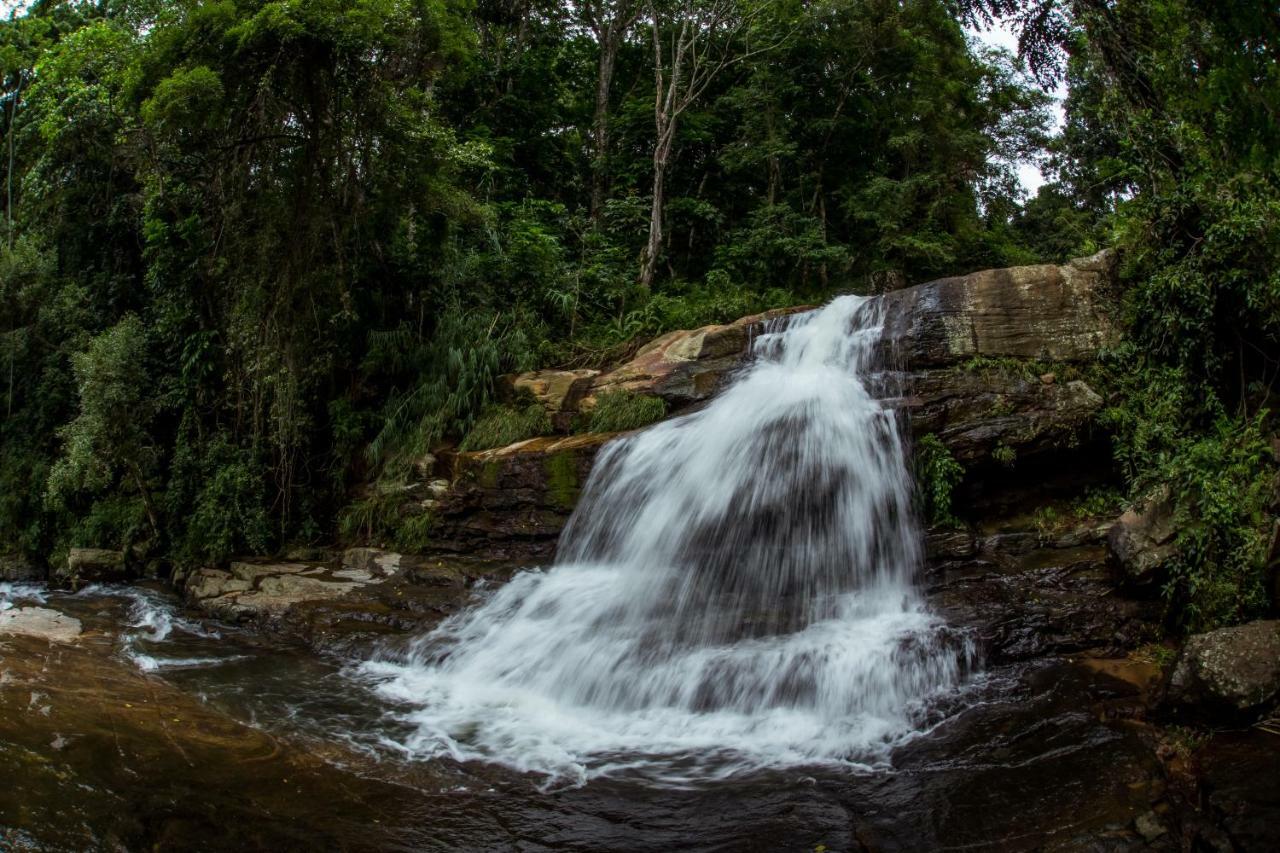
top-left (543, 452), bottom-right (580, 509)
top-left (582, 391), bottom-right (667, 433)
top-left (478, 459), bottom-right (501, 489)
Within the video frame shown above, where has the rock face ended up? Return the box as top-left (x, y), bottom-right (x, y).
top-left (880, 250), bottom-right (1121, 367)
top-left (431, 433), bottom-right (613, 559)
top-left (423, 253), bottom-right (1121, 559)
top-left (1107, 488), bottom-right (1178, 586)
top-left (1165, 620), bottom-right (1280, 718)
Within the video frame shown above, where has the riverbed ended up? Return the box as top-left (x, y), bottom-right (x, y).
top-left (0, 580), bottom-right (1219, 851)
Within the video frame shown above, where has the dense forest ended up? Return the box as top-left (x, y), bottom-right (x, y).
top-left (1, 0), bottom-right (1277, 632)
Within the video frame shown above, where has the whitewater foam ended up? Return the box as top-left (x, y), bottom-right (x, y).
top-left (361, 296), bottom-right (974, 783)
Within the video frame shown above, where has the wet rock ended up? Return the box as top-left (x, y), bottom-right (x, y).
top-left (0, 606), bottom-right (82, 642)
top-left (1165, 620), bottom-right (1280, 719)
top-left (905, 369), bottom-right (1104, 463)
top-left (1107, 488), bottom-right (1177, 586)
top-left (430, 433), bottom-right (615, 559)
top-left (925, 529), bottom-right (976, 560)
top-left (1197, 731), bottom-right (1280, 851)
top-left (61, 548), bottom-right (127, 585)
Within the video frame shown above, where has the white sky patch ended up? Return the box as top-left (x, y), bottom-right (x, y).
top-left (966, 20), bottom-right (1067, 196)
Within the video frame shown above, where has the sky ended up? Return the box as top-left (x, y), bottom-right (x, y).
top-left (967, 20), bottom-right (1068, 195)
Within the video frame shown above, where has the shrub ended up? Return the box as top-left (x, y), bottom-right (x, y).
top-left (459, 403), bottom-right (552, 452)
top-left (914, 434), bottom-right (965, 528)
top-left (585, 391), bottom-right (667, 433)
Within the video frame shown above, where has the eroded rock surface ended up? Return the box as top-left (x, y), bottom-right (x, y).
top-left (1165, 620), bottom-right (1280, 718)
top-left (60, 548), bottom-right (127, 586)
top-left (0, 606), bottom-right (82, 642)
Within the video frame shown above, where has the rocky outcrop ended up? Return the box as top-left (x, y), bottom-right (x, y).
top-left (903, 366), bottom-right (1104, 463)
top-left (0, 606), bottom-right (82, 642)
top-left (59, 548), bottom-right (127, 586)
top-left (423, 253), bottom-right (1121, 559)
top-left (1164, 620), bottom-right (1280, 719)
top-left (184, 559), bottom-right (383, 625)
top-left (431, 433), bottom-right (613, 558)
top-left (183, 550), bottom-right (518, 651)
top-left (880, 250), bottom-right (1121, 367)
top-left (1108, 487), bottom-right (1178, 586)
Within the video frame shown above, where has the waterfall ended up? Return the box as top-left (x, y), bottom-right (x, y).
top-left (362, 296), bottom-right (972, 784)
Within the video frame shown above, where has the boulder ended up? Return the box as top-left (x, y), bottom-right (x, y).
top-left (1165, 620), bottom-right (1280, 718)
top-left (506, 369), bottom-right (600, 421)
top-left (1107, 488), bottom-right (1177, 586)
top-left (61, 548), bottom-right (127, 585)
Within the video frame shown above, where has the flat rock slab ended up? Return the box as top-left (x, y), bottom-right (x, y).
top-left (0, 607), bottom-right (82, 642)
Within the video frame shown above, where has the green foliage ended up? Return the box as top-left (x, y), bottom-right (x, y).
top-left (990, 443), bottom-right (1016, 467)
top-left (46, 316), bottom-right (157, 523)
top-left (584, 391), bottom-right (667, 434)
top-left (914, 434), bottom-right (965, 528)
top-left (1158, 417), bottom-right (1273, 632)
top-left (172, 438), bottom-right (273, 566)
top-left (459, 403), bottom-right (552, 452)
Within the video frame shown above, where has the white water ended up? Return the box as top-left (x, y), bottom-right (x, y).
top-left (362, 296), bottom-right (972, 784)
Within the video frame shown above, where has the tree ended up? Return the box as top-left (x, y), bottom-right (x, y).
top-left (579, 0), bottom-right (643, 224)
top-left (47, 315), bottom-right (160, 537)
top-left (638, 0), bottom-right (780, 289)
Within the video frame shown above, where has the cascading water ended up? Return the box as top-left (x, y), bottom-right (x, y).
top-left (362, 295), bottom-right (973, 784)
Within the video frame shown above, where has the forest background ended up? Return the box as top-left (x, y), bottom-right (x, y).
top-left (1, 0), bottom-right (1277, 632)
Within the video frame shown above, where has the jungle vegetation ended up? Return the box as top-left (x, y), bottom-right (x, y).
top-left (1, 0), bottom-right (1276, 631)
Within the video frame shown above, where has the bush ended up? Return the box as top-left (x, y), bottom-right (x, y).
top-left (459, 403), bottom-right (551, 452)
top-left (914, 434), bottom-right (965, 527)
top-left (584, 391), bottom-right (667, 433)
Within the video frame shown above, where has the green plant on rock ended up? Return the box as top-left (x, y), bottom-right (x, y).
top-left (584, 391), bottom-right (667, 433)
top-left (991, 443), bottom-right (1016, 467)
top-left (459, 403), bottom-right (552, 452)
top-left (914, 434), bottom-right (965, 528)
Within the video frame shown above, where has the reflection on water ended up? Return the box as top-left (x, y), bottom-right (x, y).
top-left (0, 584), bottom-right (1175, 851)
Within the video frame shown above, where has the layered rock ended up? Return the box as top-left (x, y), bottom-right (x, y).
top-left (431, 433), bottom-right (614, 558)
top-left (58, 548), bottom-right (127, 586)
top-left (423, 253), bottom-right (1122, 559)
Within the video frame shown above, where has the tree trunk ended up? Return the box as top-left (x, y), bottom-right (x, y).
top-left (639, 155), bottom-right (667, 289)
top-left (590, 31), bottom-right (619, 224)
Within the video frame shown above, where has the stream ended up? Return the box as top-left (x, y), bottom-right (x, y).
top-left (1, 574), bottom-right (1176, 851)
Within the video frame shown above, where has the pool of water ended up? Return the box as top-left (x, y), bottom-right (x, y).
top-left (0, 581), bottom-right (1180, 851)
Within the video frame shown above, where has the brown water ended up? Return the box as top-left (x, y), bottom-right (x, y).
top-left (0, 583), bottom-right (1175, 851)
